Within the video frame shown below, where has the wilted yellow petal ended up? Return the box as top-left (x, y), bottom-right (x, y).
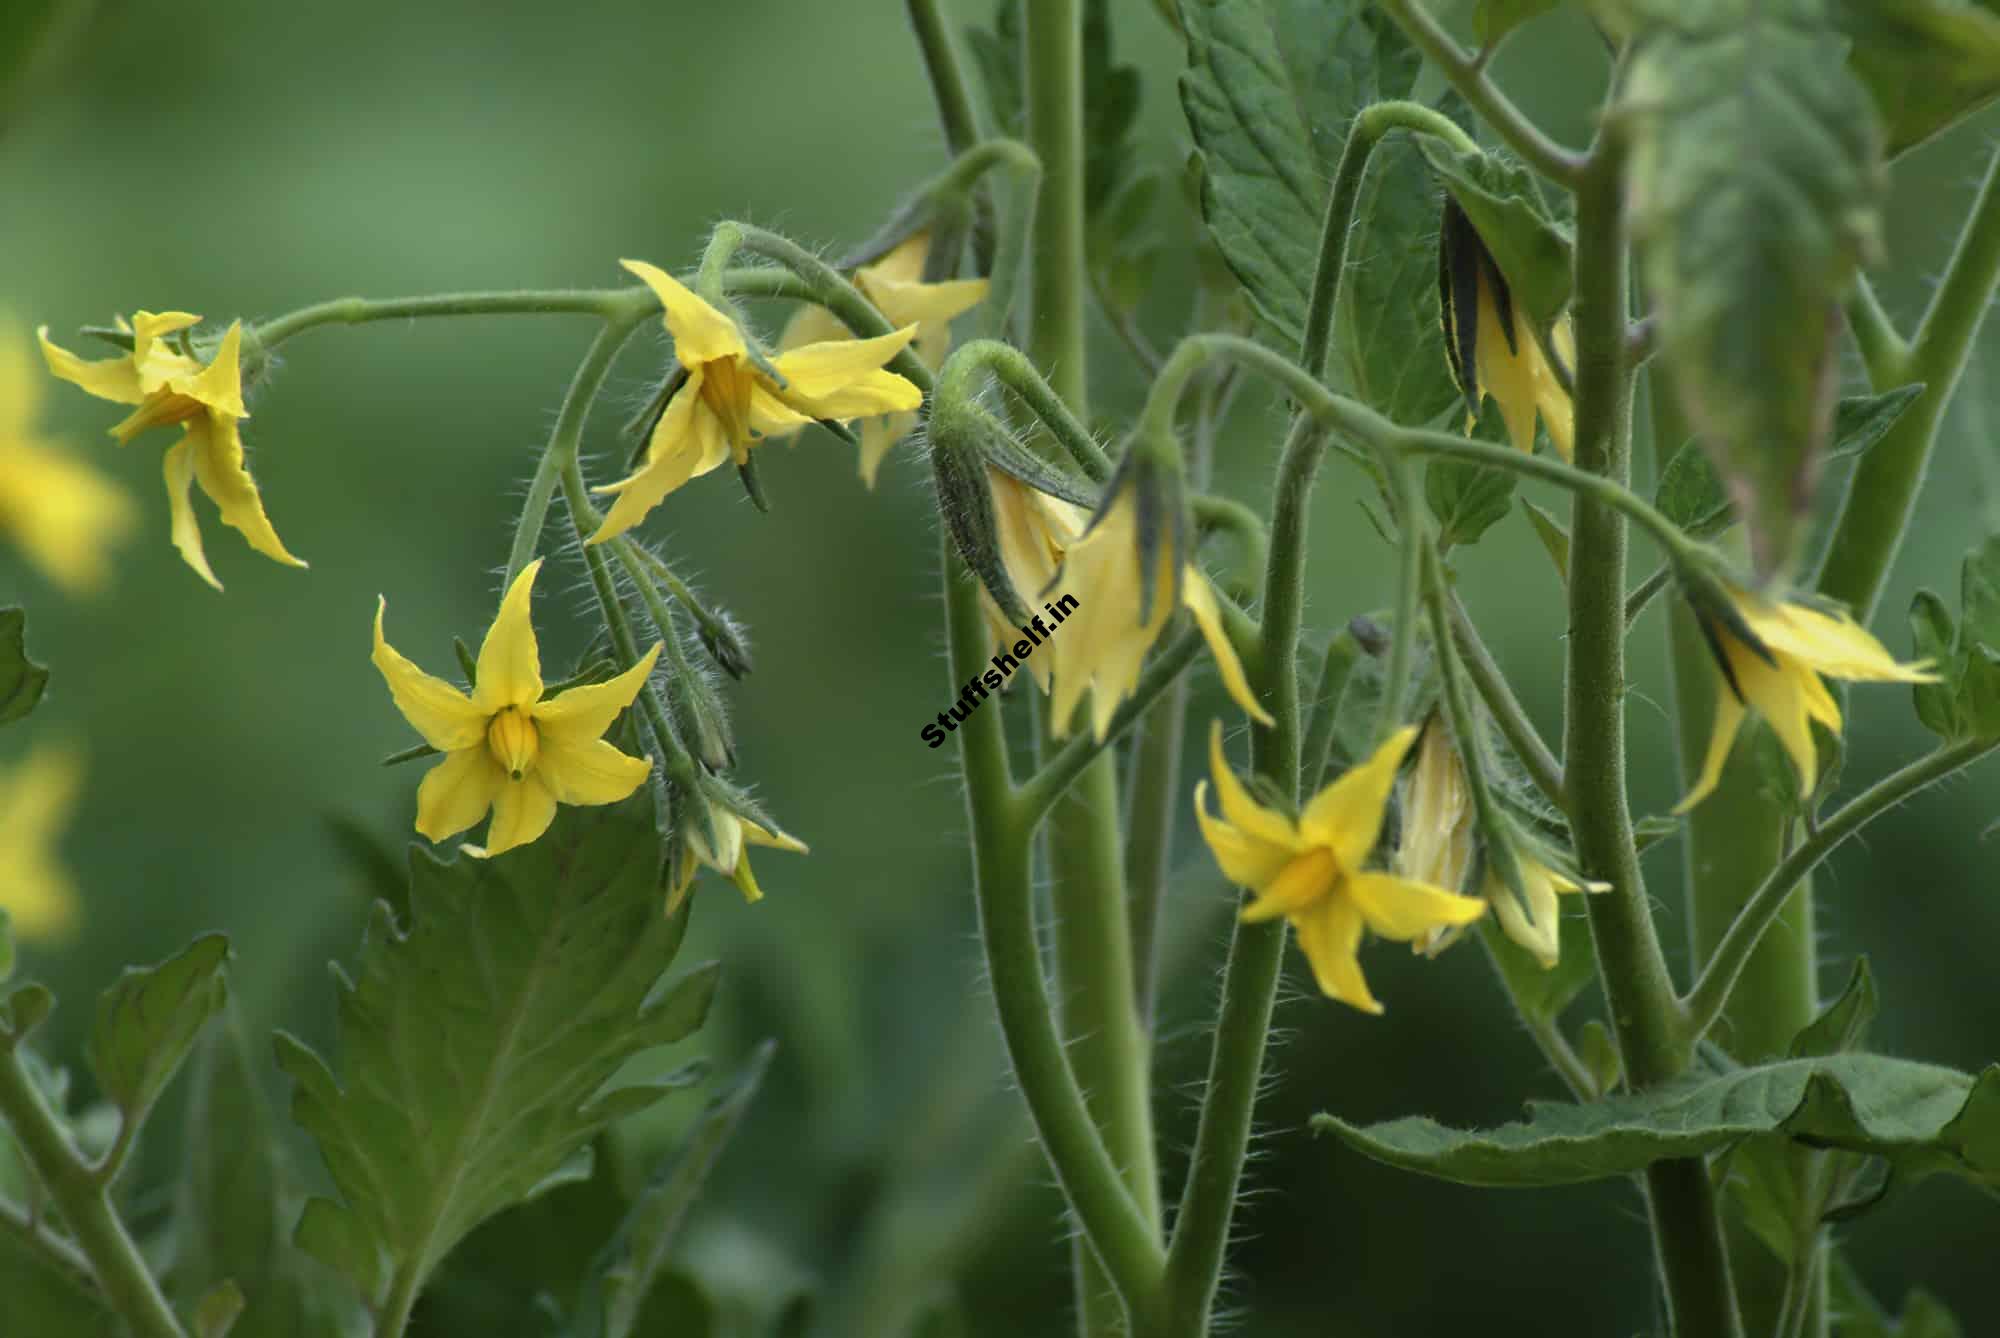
top-left (537, 736), bottom-right (653, 805)
top-left (621, 260), bottom-right (745, 367)
top-left (478, 774), bottom-right (559, 857)
top-left (1345, 871), bottom-right (1487, 941)
top-left (1181, 570), bottom-right (1274, 727)
top-left (856, 412), bottom-right (913, 488)
top-left (415, 747), bottom-right (503, 842)
top-left (533, 643), bottom-right (662, 744)
top-left (185, 414), bottom-right (306, 569)
top-left (1537, 315), bottom-right (1576, 463)
top-left (1293, 897), bottom-right (1380, 1014)
top-left (1299, 725), bottom-right (1418, 872)
top-left (471, 559), bottom-right (545, 712)
top-left (589, 372), bottom-right (729, 544)
top-left (372, 597), bottom-right (487, 751)
top-left (162, 437), bottom-right (221, 591)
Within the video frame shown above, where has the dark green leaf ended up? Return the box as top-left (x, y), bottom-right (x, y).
top-left (1834, 0), bottom-right (2000, 158)
top-left (0, 609), bottom-right (48, 726)
top-left (1316, 1054), bottom-right (2000, 1189)
top-left (1520, 499), bottom-right (1570, 585)
top-left (1626, 3), bottom-right (1886, 576)
top-left (87, 933), bottom-right (230, 1129)
top-left (277, 795), bottom-right (714, 1311)
top-left (1652, 436), bottom-right (1732, 537)
top-left (1475, 0), bottom-right (1561, 46)
top-left (1907, 537), bottom-right (2000, 741)
top-left (1910, 590), bottom-right (1962, 738)
top-left (1426, 459), bottom-right (1518, 549)
top-left (1793, 957), bottom-right (1877, 1058)
top-left (1828, 383), bottom-right (1924, 460)
top-left (1418, 142), bottom-right (1573, 326)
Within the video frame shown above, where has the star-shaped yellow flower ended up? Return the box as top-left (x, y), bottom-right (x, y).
top-left (587, 262), bottom-right (925, 543)
top-left (39, 312), bottom-right (304, 589)
top-left (1676, 587), bottom-right (1937, 813)
top-left (665, 805), bottom-right (808, 915)
top-left (1050, 486), bottom-right (1273, 741)
top-left (0, 746), bottom-right (85, 941)
top-left (1488, 854), bottom-right (1608, 970)
top-left (372, 559), bottom-right (662, 858)
top-left (0, 325), bottom-right (133, 593)
top-left (1195, 721), bottom-right (1485, 1013)
top-left (776, 233), bottom-right (988, 485)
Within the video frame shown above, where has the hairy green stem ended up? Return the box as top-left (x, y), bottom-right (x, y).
top-left (249, 288), bottom-right (653, 353)
top-left (905, 0), bottom-right (982, 156)
top-left (1300, 632), bottom-right (1359, 793)
top-left (1124, 676), bottom-right (1188, 1027)
top-left (0, 1047), bottom-right (186, 1338)
top-left (1821, 143), bottom-right (2000, 620)
top-left (1842, 273), bottom-right (1906, 388)
top-left (944, 339), bottom-right (1110, 482)
top-left (1018, 634), bottom-right (1205, 824)
top-left (1447, 591), bottom-right (1564, 808)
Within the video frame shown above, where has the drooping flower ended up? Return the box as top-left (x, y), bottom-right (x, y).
top-left (1049, 484), bottom-right (1273, 740)
top-left (1488, 854), bottom-right (1608, 970)
top-left (1195, 721), bottom-right (1486, 1013)
top-left (981, 468), bottom-right (1092, 693)
top-left (0, 325), bottom-right (134, 593)
top-left (1397, 716), bottom-right (1477, 957)
top-left (588, 261), bottom-right (925, 542)
top-left (776, 233), bottom-right (988, 485)
top-left (0, 746), bottom-right (85, 940)
top-left (1440, 198), bottom-right (1576, 461)
top-left (39, 312), bottom-right (305, 589)
top-left (372, 559), bottom-right (662, 858)
top-left (1675, 586), bottom-right (1937, 813)
top-left (665, 803), bottom-right (808, 915)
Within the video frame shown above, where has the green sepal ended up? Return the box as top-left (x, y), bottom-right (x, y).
top-left (1420, 142), bottom-right (1573, 328)
top-left (86, 933), bottom-right (230, 1132)
top-left (1316, 1053), bottom-right (2000, 1191)
top-left (451, 636), bottom-right (478, 690)
top-left (1793, 956), bottom-right (1877, 1058)
top-left (3, 982), bottom-right (54, 1043)
top-left (0, 609), bottom-right (48, 727)
top-left (1519, 498), bottom-right (1570, 585)
top-left (926, 404), bottom-right (1032, 626)
top-left (736, 454), bottom-right (770, 513)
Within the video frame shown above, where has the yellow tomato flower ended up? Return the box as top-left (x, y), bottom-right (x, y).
top-left (776, 233), bottom-right (988, 486)
top-left (38, 312), bottom-right (305, 589)
top-left (1441, 201), bottom-right (1576, 462)
top-left (981, 468), bottom-right (1091, 694)
top-left (1049, 486), bottom-right (1273, 741)
top-left (1195, 721), bottom-right (1486, 1013)
top-left (1398, 717), bottom-right (1477, 958)
top-left (1488, 854), bottom-right (1608, 970)
top-left (0, 325), bottom-right (133, 593)
top-left (1675, 587), bottom-right (1938, 813)
top-left (0, 746), bottom-right (85, 941)
top-left (588, 261), bottom-right (925, 542)
top-left (665, 806), bottom-right (808, 915)
top-left (372, 558), bottom-right (663, 858)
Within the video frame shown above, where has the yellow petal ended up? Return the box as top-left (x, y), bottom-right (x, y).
top-left (1240, 846), bottom-right (1336, 923)
top-left (776, 300), bottom-right (848, 354)
top-left (1194, 780), bottom-right (1299, 890)
top-left (186, 413), bottom-right (307, 568)
top-left (1292, 897), bottom-right (1381, 1014)
top-left (536, 735), bottom-right (653, 805)
top-left (161, 437), bottom-right (221, 590)
top-left (1299, 725), bottom-right (1419, 872)
top-left (770, 324), bottom-right (919, 395)
top-left (862, 272), bottom-right (991, 334)
top-left (534, 642), bottom-right (663, 743)
top-left (1744, 597), bottom-right (1938, 684)
top-left (171, 322), bottom-right (247, 419)
top-left (128, 311), bottom-right (202, 376)
top-left (1733, 643), bottom-right (1822, 799)
top-left (1489, 862), bottom-right (1563, 969)
top-left (372, 597), bottom-right (488, 751)
top-left (478, 774), bottom-right (559, 857)
top-left (1397, 721), bottom-right (1474, 892)
top-left (1672, 678), bottom-right (1748, 815)
top-left (621, 259), bottom-right (745, 367)
top-left (1047, 491), bottom-right (1169, 738)
top-left (1345, 871), bottom-right (1488, 941)
top-left (471, 559), bottom-right (545, 713)
top-left (1535, 315), bottom-right (1576, 463)
top-left (38, 326), bottom-right (144, 405)
top-left (415, 747), bottom-right (503, 842)
top-left (857, 234), bottom-right (931, 287)
top-left (1181, 569), bottom-right (1274, 727)
top-left (588, 372), bottom-right (728, 545)
top-left (1473, 268), bottom-right (1538, 454)
top-left (856, 412), bottom-right (912, 488)
top-left (742, 816), bottom-right (809, 854)
top-left (1202, 720), bottom-right (1299, 851)
top-left (0, 435), bottom-right (135, 594)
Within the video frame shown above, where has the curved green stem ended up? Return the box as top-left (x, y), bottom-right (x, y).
top-left (1683, 736), bottom-right (1998, 1043)
top-left (942, 339), bottom-right (1110, 482)
top-left (1017, 632), bottom-right (1205, 824)
top-left (906, 0), bottom-right (983, 155)
top-left (1843, 273), bottom-right (1906, 388)
top-left (1447, 591), bottom-right (1564, 808)
top-left (248, 288), bottom-right (653, 354)
top-left (0, 1047), bottom-right (185, 1338)
top-left (1192, 492), bottom-right (1269, 580)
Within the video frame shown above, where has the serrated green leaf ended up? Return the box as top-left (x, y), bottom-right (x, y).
top-left (0, 609), bottom-right (48, 726)
top-left (1419, 142), bottom-right (1573, 326)
top-left (1519, 499), bottom-right (1570, 585)
top-left (87, 933), bottom-right (230, 1129)
top-left (1475, 0), bottom-right (1561, 45)
top-left (1626, 2), bottom-right (1886, 577)
top-left (574, 1042), bottom-right (773, 1338)
top-left (1834, 0), bottom-right (2000, 158)
top-left (1427, 459), bottom-right (1518, 549)
top-left (1793, 957), bottom-right (1877, 1058)
top-left (1316, 1054), bottom-right (2000, 1191)
top-left (1653, 435), bottom-right (1732, 535)
top-left (278, 796), bottom-right (712, 1312)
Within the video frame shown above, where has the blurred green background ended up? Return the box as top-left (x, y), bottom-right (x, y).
top-left (3, 1), bottom-right (1996, 1333)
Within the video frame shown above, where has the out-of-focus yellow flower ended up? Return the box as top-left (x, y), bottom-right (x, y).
top-left (777, 233), bottom-right (987, 486)
top-left (1488, 854), bottom-right (1608, 970)
top-left (665, 805), bottom-right (808, 915)
top-left (1195, 721), bottom-right (1485, 1014)
top-left (0, 325), bottom-right (133, 593)
top-left (1398, 716), bottom-right (1477, 958)
top-left (372, 559), bottom-right (662, 858)
top-left (0, 746), bottom-right (84, 941)
top-left (981, 468), bottom-right (1091, 694)
top-left (1440, 200), bottom-right (1575, 462)
top-left (39, 312), bottom-right (305, 589)
top-left (588, 261), bottom-right (925, 541)
top-left (1049, 486), bottom-right (1272, 741)
top-left (1676, 586), bottom-right (1937, 813)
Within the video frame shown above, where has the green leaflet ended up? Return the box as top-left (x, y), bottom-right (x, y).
top-left (0, 608), bottom-right (48, 726)
top-left (276, 794), bottom-right (717, 1313)
top-left (570, 1042), bottom-right (774, 1338)
top-left (1625, 0), bottom-right (1886, 578)
top-left (1315, 1052), bottom-right (2000, 1190)
top-left (1909, 535), bottom-right (2000, 740)
top-left (1426, 457), bottom-right (1517, 550)
top-left (1834, 0), bottom-right (2000, 159)
top-left (86, 933), bottom-right (231, 1132)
